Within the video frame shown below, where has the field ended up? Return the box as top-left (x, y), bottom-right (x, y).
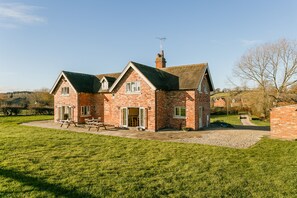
top-left (210, 114), bottom-right (242, 126)
top-left (0, 116), bottom-right (296, 197)
top-left (211, 114), bottom-right (271, 127)
top-left (250, 119), bottom-right (271, 126)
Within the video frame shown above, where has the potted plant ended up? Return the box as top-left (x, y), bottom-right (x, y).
top-left (182, 127), bottom-right (191, 132)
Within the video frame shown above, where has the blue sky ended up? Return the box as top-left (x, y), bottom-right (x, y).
top-left (1, 0), bottom-right (297, 92)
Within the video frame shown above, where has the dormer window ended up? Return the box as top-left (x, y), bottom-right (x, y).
top-left (102, 79), bottom-right (108, 90)
top-left (61, 87), bottom-right (69, 96)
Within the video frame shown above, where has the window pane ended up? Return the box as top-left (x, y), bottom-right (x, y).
top-left (175, 107), bottom-right (179, 116)
top-left (126, 83), bottom-right (130, 92)
top-left (181, 108), bottom-right (186, 116)
top-left (137, 81), bottom-right (140, 91)
top-left (131, 82), bottom-right (136, 92)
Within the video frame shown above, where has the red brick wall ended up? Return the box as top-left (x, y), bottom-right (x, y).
top-left (195, 77), bottom-right (211, 130)
top-left (77, 93), bottom-right (104, 123)
top-left (156, 91), bottom-right (168, 129)
top-left (165, 90), bottom-right (195, 130)
top-left (53, 77), bottom-right (78, 122)
top-left (105, 68), bottom-right (156, 131)
top-left (156, 89), bottom-right (210, 131)
top-left (102, 93), bottom-right (113, 125)
top-left (270, 104), bottom-right (297, 140)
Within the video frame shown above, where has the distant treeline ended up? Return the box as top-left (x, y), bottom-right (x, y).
top-left (0, 90), bottom-right (54, 116)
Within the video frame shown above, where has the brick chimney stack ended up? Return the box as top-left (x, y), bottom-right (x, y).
top-left (155, 50), bottom-right (166, 69)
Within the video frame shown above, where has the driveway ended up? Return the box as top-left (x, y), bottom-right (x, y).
top-left (22, 120), bottom-right (270, 149)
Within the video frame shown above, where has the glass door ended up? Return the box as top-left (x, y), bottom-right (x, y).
top-left (139, 107), bottom-right (147, 129)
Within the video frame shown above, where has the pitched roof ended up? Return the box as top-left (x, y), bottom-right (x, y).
top-left (51, 60), bottom-right (214, 94)
top-left (131, 62), bottom-right (213, 91)
top-left (161, 63), bottom-right (210, 90)
top-left (131, 62), bottom-right (179, 90)
top-left (96, 73), bottom-right (121, 85)
top-left (96, 73), bottom-right (121, 81)
top-left (61, 71), bottom-right (100, 93)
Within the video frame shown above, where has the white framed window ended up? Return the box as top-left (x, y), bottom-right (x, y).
top-left (81, 106), bottom-right (91, 116)
top-left (102, 79), bottom-right (108, 90)
top-left (126, 81), bottom-right (140, 93)
top-left (61, 87), bottom-right (69, 96)
top-left (174, 106), bottom-right (186, 118)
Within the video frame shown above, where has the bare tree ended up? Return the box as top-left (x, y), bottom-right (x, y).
top-left (234, 38), bottom-right (297, 117)
top-left (267, 39), bottom-right (297, 102)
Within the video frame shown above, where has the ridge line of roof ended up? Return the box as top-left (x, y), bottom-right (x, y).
top-left (163, 63), bottom-right (208, 69)
top-left (63, 70), bottom-right (96, 77)
top-left (96, 72), bottom-right (121, 76)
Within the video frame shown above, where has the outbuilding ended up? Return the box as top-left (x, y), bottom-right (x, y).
top-left (270, 104), bottom-right (297, 140)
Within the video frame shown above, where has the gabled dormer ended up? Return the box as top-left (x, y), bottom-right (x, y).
top-left (100, 77), bottom-right (109, 91)
top-left (97, 74), bottom-right (121, 92)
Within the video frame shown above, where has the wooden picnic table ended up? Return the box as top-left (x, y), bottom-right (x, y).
top-left (85, 118), bottom-right (107, 131)
top-left (58, 119), bottom-right (77, 128)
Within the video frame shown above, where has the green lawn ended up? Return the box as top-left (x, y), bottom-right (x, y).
top-left (250, 119), bottom-right (271, 126)
top-left (211, 114), bottom-right (271, 127)
top-left (210, 114), bottom-right (242, 126)
top-left (0, 116), bottom-right (296, 197)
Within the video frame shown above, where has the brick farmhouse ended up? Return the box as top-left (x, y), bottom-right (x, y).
top-left (213, 97), bottom-right (226, 108)
top-left (270, 104), bottom-right (297, 140)
top-left (50, 51), bottom-right (214, 131)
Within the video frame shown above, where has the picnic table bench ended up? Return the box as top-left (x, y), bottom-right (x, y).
top-left (58, 119), bottom-right (77, 128)
top-left (85, 118), bottom-right (107, 131)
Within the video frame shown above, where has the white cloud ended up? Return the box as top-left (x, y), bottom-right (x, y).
top-left (240, 39), bottom-right (263, 47)
top-left (0, 2), bottom-right (45, 28)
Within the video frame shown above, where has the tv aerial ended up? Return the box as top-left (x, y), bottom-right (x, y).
top-left (156, 37), bottom-right (166, 51)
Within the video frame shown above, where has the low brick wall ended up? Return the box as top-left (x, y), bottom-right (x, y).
top-left (270, 104), bottom-right (297, 140)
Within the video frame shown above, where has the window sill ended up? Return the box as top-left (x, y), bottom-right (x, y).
top-left (61, 94), bottom-right (69, 96)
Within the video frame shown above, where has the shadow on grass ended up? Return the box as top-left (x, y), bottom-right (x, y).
top-left (233, 125), bottom-right (270, 131)
top-left (0, 167), bottom-right (95, 198)
top-left (207, 124), bottom-right (270, 131)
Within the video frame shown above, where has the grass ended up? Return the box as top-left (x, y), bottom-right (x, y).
top-left (211, 114), bottom-right (271, 127)
top-left (210, 114), bottom-right (242, 126)
top-left (250, 119), bottom-right (271, 126)
top-left (0, 116), bottom-right (297, 197)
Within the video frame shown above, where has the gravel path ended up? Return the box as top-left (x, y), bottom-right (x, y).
top-left (240, 115), bottom-right (256, 126)
top-left (22, 120), bottom-right (270, 149)
top-left (172, 129), bottom-right (268, 148)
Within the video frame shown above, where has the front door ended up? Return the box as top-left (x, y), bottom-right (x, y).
top-left (120, 107), bottom-right (147, 128)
